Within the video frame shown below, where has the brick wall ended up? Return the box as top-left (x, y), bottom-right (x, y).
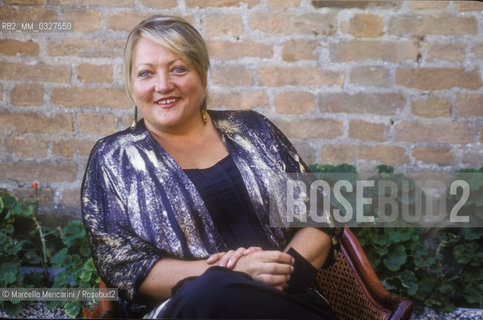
top-left (0, 0), bottom-right (482, 215)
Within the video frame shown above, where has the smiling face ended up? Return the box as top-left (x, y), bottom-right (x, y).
top-left (131, 37), bottom-right (205, 135)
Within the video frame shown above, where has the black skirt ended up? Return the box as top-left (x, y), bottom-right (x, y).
top-left (158, 266), bottom-right (337, 319)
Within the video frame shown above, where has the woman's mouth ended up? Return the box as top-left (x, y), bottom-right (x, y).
top-left (155, 97), bottom-right (181, 106)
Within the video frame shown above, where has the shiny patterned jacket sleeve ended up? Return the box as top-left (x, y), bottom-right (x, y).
top-left (81, 136), bottom-right (162, 305)
top-left (253, 112), bottom-right (343, 268)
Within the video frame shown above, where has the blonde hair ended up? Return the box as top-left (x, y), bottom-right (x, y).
top-left (123, 14), bottom-right (210, 108)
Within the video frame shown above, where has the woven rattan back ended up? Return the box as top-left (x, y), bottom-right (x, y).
top-left (315, 246), bottom-right (391, 320)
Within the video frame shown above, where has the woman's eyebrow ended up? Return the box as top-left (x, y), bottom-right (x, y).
top-left (135, 59), bottom-right (181, 69)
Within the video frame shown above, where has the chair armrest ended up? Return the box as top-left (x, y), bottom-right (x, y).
top-left (341, 227), bottom-right (413, 320)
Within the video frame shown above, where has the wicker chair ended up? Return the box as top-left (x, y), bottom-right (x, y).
top-left (315, 227), bottom-right (413, 320)
top-left (96, 227), bottom-right (413, 319)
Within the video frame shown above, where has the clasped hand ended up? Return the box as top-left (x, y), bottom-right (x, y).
top-left (206, 247), bottom-right (294, 291)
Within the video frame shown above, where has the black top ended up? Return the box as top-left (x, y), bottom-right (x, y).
top-left (184, 155), bottom-right (273, 250)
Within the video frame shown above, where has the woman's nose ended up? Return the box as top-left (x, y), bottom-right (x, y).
top-left (154, 72), bottom-right (172, 92)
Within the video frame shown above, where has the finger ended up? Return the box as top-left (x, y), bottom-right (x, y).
top-left (257, 262), bottom-right (294, 276)
top-left (255, 250), bottom-right (295, 265)
top-left (243, 246), bottom-right (262, 256)
top-left (218, 250), bottom-right (235, 267)
top-left (227, 247), bottom-right (248, 269)
top-left (207, 252), bottom-right (224, 264)
top-left (256, 273), bottom-right (290, 287)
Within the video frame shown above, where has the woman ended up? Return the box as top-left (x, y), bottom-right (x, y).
top-left (82, 14), bottom-right (341, 319)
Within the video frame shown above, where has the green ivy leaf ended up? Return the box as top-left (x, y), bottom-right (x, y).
top-left (64, 301), bottom-right (81, 318)
top-left (462, 228), bottom-right (483, 241)
top-left (80, 245), bottom-right (91, 258)
top-left (388, 229), bottom-right (412, 243)
top-left (0, 190), bottom-right (19, 210)
top-left (413, 276), bottom-right (436, 300)
top-left (2, 301), bottom-right (23, 316)
top-left (62, 220), bottom-right (86, 248)
top-left (383, 245), bottom-right (406, 271)
top-left (398, 270), bottom-right (419, 296)
top-left (79, 270), bottom-right (91, 282)
top-left (23, 248), bottom-right (42, 265)
top-left (462, 281), bottom-right (482, 304)
top-left (52, 270), bottom-right (68, 288)
top-left (437, 283), bottom-right (455, 296)
top-left (50, 248), bottom-right (67, 268)
top-left (453, 243), bottom-right (479, 264)
top-left (1, 271), bottom-right (17, 286)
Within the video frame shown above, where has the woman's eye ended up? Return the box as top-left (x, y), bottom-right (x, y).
top-left (138, 71), bottom-right (151, 78)
top-left (173, 66), bottom-right (186, 73)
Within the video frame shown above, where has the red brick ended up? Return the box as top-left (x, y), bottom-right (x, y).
top-left (411, 94), bottom-right (451, 118)
top-left (258, 66), bottom-right (344, 87)
top-left (413, 147), bottom-right (455, 166)
top-left (209, 90), bottom-right (268, 110)
top-left (268, 0), bottom-right (301, 10)
top-left (0, 7), bottom-right (56, 20)
top-left (52, 139), bottom-right (96, 158)
top-left (480, 128), bottom-right (483, 143)
top-left (349, 13), bottom-right (383, 38)
top-left (201, 14), bottom-right (243, 37)
top-left (11, 84), bottom-right (44, 106)
top-left (0, 161), bottom-right (77, 183)
top-left (292, 142), bottom-right (315, 165)
top-left (6, 136), bottom-right (49, 158)
top-left (140, 0), bottom-right (176, 9)
top-left (312, 1), bottom-right (400, 9)
top-left (350, 66), bottom-right (391, 88)
top-left (455, 94), bottom-right (483, 117)
top-left (211, 65), bottom-right (252, 87)
top-left (107, 12), bottom-right (148, 32)
top-left (0, 62), bottom-right (70, 82)
top-left (274, 91), bottom-right (316, 114)
top-left (395, 68), bottom-right (482, 90)
top-left (456, 1), bottom-right (483, 11)
top-left (423, 42), bottom-right (466, 62)
top-left (395, 122), bottom-right (475, 144)
top-left (349, 120), bottom-right (387, 142)
top-left (274, 118), bottom-right (343, 139)
top-left (47, 0), bottom-right (134, 6)
top-left (319, 92), bottom-right (405, 115)
top-left (388, 14), bottom-right (477, 37)
top-left (48, 38), bottom-right (124, 58)
top-left (0, 39), bottom-right (39, 56)
top-left (282, 39), bottom-right (319, 62)
top-left (0, 111), bottom-right (73, 134)
top-left (4, 0), bottom-right (44, 4)
top-left (462, 148), bottom-right (483, 168)
top-left (330, 40), bottom-right (417, 62)
top-left (250, 13), bottom-right (336, 35)
top-left (409, 1), bottom-right (449, 10)
top-left (207, 40), bottom-right (273, 60)
top-left (77, 113), bottom-right (118, 136)
top-left (320, 145), bottom-right (408, 166)
top-left (473, 43), bottom-right (483, 60)
top-left (50, 87), bottom-right (130, 109)
top-left (76, 63), bottom-right (113, 83)
top-left (64, 9), bottom-right (102, 32)
top-left (60, 188), bottom-right (81, 209)
top-left (186, 0), bottom-right (259, 8)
